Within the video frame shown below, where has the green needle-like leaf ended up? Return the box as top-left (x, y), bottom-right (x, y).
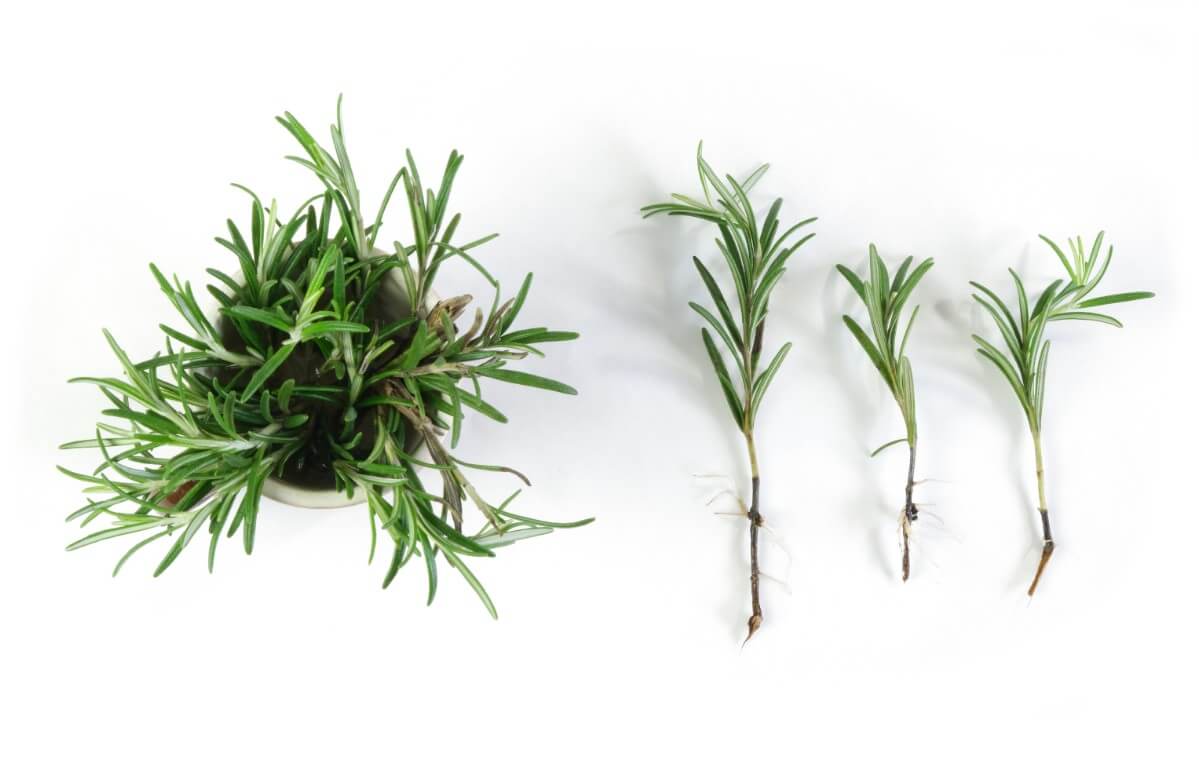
top-left (701, 328), bottom-right (745, 426)
top-left (869, 438), bottom-right (907, 457)
top-left (479, 368), bottom-right (578, 395)
top-left (1076, 291), bottom-right (1155, 308)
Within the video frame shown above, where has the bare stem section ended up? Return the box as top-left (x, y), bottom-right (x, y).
top-left (744, 432), bottom-right (763, 642)
top-left (901, 440), bottom-right (918, 582)
top-left (1027, 432), bottom-right (1054, 596)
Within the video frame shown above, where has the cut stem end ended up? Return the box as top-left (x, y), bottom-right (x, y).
top-left (744, 613), bottom-right (763, 644)
top-left (1027, 539), bottom-right (1055, 596)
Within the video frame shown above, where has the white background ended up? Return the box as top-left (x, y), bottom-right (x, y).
top-left (3, 1), bottom-right (1196, 769)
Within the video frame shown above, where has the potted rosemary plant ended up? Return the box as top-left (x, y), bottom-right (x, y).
top-left (60, 100), bottom-right (590, 617)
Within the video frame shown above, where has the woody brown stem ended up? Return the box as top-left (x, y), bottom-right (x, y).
top-left (901, 440), bottom-right (917, 582)
top-left (384, 379), bottom-right (507, 532)
top-left (747, 472), bottom-right (763, 640)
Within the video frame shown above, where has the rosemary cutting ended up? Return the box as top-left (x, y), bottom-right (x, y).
top-left (643, 145), bottom-right (816, 640)
top-left (59, 100), bottom-right (591, 616)
top-left (837, 245), bottom-right (934, 581)
top-left (971, 232), bottom-right (1152, 595)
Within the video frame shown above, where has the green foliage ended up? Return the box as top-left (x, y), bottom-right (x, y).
top-left (971, 232), bottom-right (1153, 434)
top-left (643, 144), bottom-right (816, 639)
top-left (837, 245), bottom-right (934, 449)
top-left (60, 99), bottom-right (590, 616)
top-left (641, 144), bottom-right (816, 433)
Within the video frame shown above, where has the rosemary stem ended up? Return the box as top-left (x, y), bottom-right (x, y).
top-left (901, 439), bottom-right (917, 582)
top-left (1033, 429), bottom-right (1048, 513)
top-left (744, 428), bottom-right (763, 642)
top-left (741, 319), bottom-right (766, 642)
top-left (1028, 429), bottom-right (1055, 596)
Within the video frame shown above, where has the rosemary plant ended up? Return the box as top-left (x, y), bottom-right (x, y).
top-left (60, 100), bottom-right (590, 616)
top-left (971, 232), bottom-right (1152, 595)
top-left (837, 245), bottom-right (934, 581)
top-left (643, 145), bottom-right (816, 640)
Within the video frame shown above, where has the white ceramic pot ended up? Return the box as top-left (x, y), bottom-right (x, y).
top-left (262, 473), bottom-right (365, 509)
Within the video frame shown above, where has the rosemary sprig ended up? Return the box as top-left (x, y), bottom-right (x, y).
top-left (60, 99), bottom-right (591, 616)
top-left (837, 245), bottom-right (934, 581)
top-left (970, 231), bottom-right (1152, 595)
top-left (643, 144), bottom-right (816, 641)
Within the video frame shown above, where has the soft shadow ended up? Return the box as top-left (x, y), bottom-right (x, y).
top-left (563, 137), bottom-right (758, 628)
